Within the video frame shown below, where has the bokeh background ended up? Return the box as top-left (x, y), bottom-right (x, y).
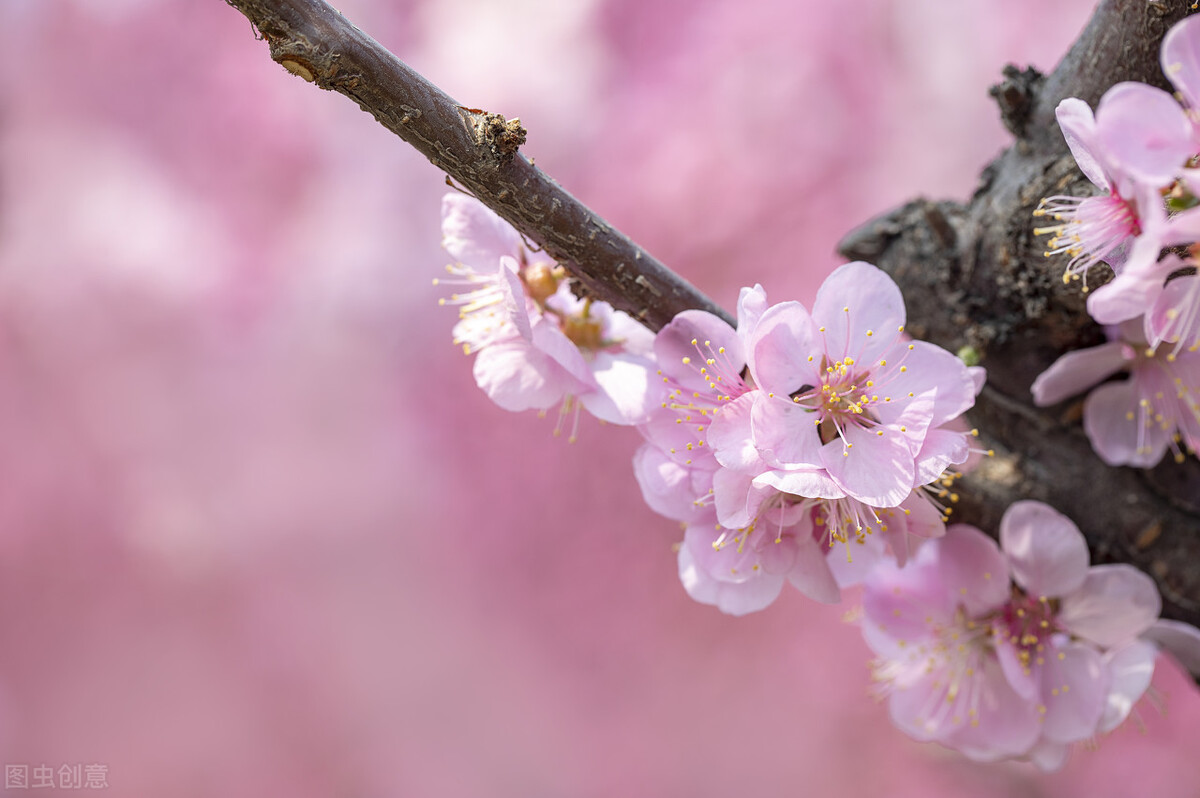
top-left (1, 0), bottom-right (1198, 795)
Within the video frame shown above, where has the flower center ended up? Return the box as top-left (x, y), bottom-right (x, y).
top-left (997, 590), bottom-right (1060, 673)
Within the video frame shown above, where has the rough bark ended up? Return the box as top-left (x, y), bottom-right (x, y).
top-left (839, 0), bottom-right (1200, 632)
top-left (221, 0), bottom-right (1200, 648)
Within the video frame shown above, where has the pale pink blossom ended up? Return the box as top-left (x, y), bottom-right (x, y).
top-left (863, 501), bottom-right (1162, 768)
top-left (1035, 93), bottom-right (1198, 302)
top-left (742, 261), bottom-right (983, 508)
top-left (437, 194), bottom-right (661, 432)
top-left (1031, 319), bottom-right (1200, 466)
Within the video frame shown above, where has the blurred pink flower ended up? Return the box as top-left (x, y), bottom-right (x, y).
top-left (437, 194), bottom-right (660, 433)
top-left (1031, 319), bottom-right (1200, 466)
top-left (864, 501), bottom-right (1161, 768)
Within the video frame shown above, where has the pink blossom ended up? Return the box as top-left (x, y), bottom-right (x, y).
top-left (1037, 18), bottom-right (1200, 324)
top-left (863, 501), bottom-right (1163, 768)
top-left (1034, 95), bottom-right (1193, 298)
top-left (437, 194), bottom-right (661, 433)
top-left (743, 261), bottom-right (983, 508)
top-left (1031, 319), bottom-right (1200, 466)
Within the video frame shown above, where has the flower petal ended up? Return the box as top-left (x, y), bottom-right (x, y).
top-left (655, 310), bottom-right (743, 391)
top-left (1058, 564), bottom-right (1161, 647)
top-left (632, 443), bottom-right (712, 523)
top-left (1098, 639), bottom-right (1157, 733)
top-left (1096, 82), bottom-right (1194, 187)
top-left (441, 193), bottom-right (523, 270)
top-left (812, 261), bottom-right (906, 368)
top-left (736, 284), bottom-right (769, 351)
top-left (1030, 342), bottom-right (1129, 406)
top-left (472, 339), bottom-right (569, 411)
top-left (1143, 619), bottom-right (1200, 677)
top-left (1163, 14), bottom-right (1200, 112)
top-left (999, 500), bottom-right (1089, 597)
top-left (752, 469), bottom-right (844, 500)
top-left (820, 424), bottom-right (914, 507)
top-left (1039, 640), bottom-right (1109, 744)
top-left (582, 351), bottom-right (661, 425)
top-left (750, 393), bottom-right (823, 468)
top-left (747, 301), bottom-right (819, 395)
top-left (1084, 379), bottom-right (1171, 467)
top-left (1055, 97), bottom-right (1110, 190)
top-left (786, 535), bottom-right (841, 604)
top-left (934, 525), bottom-right (1011, 617)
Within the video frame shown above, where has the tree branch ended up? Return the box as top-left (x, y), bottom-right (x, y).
top-left (222, 0), bottom-right (731, 331)
top-left (839, 0), bottom-right (1200, 633)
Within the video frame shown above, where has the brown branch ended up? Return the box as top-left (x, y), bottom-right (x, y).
top-left (222, 0), bottom-right (731, 331)
top-left (839, 0), bottom-right (1200, 636)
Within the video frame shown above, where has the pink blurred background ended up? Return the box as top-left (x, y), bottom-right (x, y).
top-left (1, 0), bottom-right (1198, 795)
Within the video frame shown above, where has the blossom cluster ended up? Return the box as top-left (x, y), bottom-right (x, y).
top-left (435, 194), bottom-right (662, 440)
top-left (1032, 15), bottom-right (1200, 466)
top-left (633, 263), bottom-right (983, 614)
top-left (435, 191), bottom-right (1200, 768)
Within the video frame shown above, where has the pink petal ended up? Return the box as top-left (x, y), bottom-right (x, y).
top-left (654, 310), bottom-right (742, 392)
top-left (943, 658), bottom-right (1042, 762)
top-left (440, 193), bottom-right (523, 271)
top-left (712, 467), bottom-right (757, 529)
top-left (1058, 564), bottom-right (1161, 647)
top-left (877, 340), bottom-right (979, 427)
top-left (1039, 640), bottom-right (1109, 744)
top-left (679, 533), bottom-right (788, 616)
top-left (530, 318), bottom-right (596, 386)
top-left (1098, 639), bottom-right (1157, 733)
top-left (1055, 97), bottom-right (1110, 190)
top-left (820, 424), bottom-right (914, 507)
top-left (1027, 741), bottom-right (1070, 772)
top-left (735, 284), bottom-right (769, 350)
top-left (750, 393), bottom-right (823, 468)
top-left (1163, 14), bottom-right (1200, 112)
top-left (752, 469), bottom-right (844, 500)
top-left (631, 443), bottom-right (712, 523)
top-left (747, 300), bottom-right (818, 396)
top-left (862, 554), bottom-right (956, 642)
top-left (812, 261), bottom-right (906, 368)
top-left (786, 535), bottom-right (840, 604)
top-left (894, 491), bottom-right (947, 540)
top-left (472, 339), bottom-right (569, 411)
top-left (1143, 619), bottom-right (1200, 677)
top-left (934, 525), bottom-right (1011, 617)
top-left (1086, 259), bottom-right (1172, 324)
top-left (1096, 82), bottom-right (1194, 187)
top-left (826, 530), bottom-right (888, 588)
top-left (999, 500), bottom-right (1089, 597)
top-left (708, 393), bottom-right (763, 470)
top-left (1083, 379), bottom-right (1171, 467)
top-left (1030, 342), bottom-right (1129, 406)
top-left (582, 351), bottom-right (661, 425)
top-left (913, 428), bottom-right (969, 487)
top-left (1147, 269), bottom-right (1200, 347)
